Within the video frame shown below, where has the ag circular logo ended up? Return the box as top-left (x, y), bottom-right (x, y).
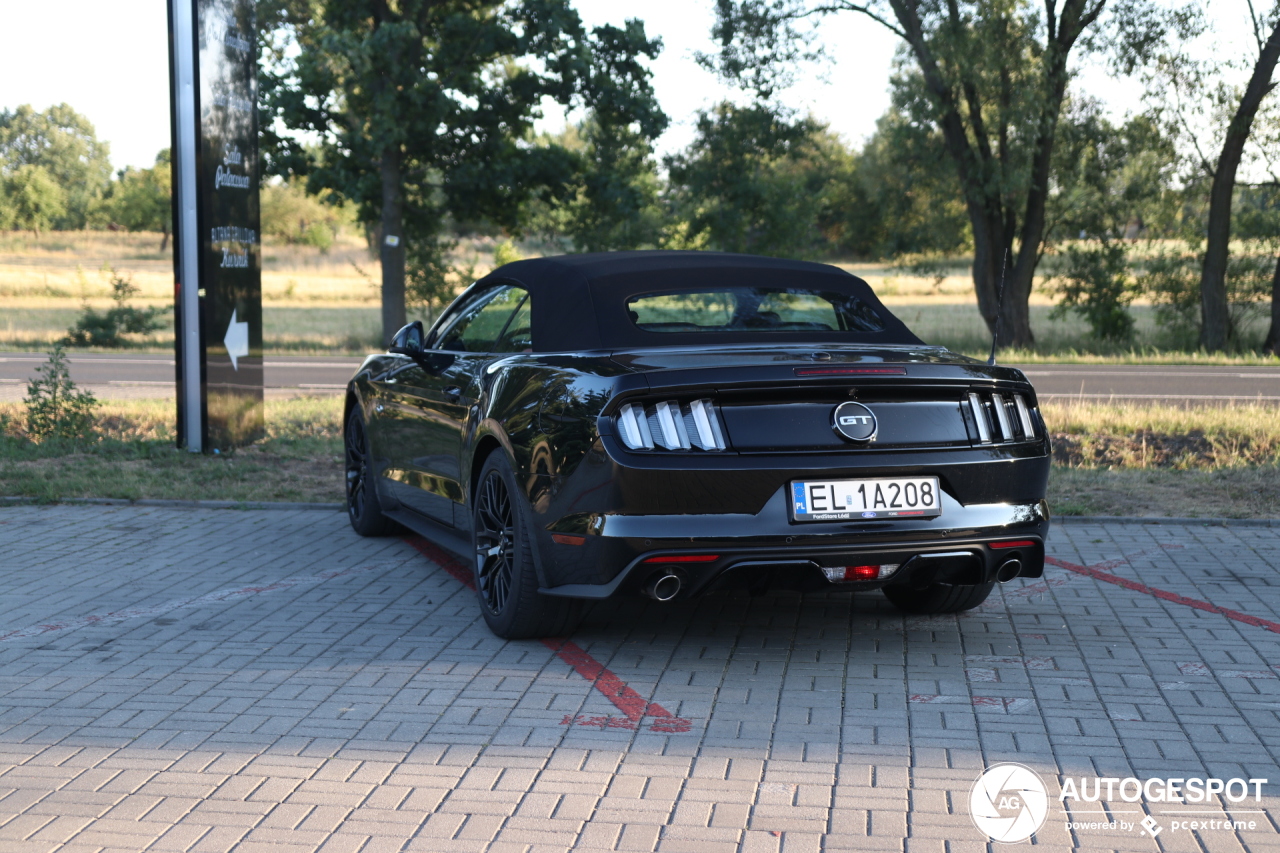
top-left (970, 763), bottom-right (1049, 843)
top-left (832, 401), bottom-right (877, 442)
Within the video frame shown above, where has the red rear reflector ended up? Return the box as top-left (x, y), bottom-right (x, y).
top-left (849, 565), bottom-right (879, 580)
top-left (551, 534), bottom-right (586, 546)
top-left (794, 367), bottom-right (908, 377)
top-left (642, 554), bottom-right (719, 563)
top-left (990, 540), bottom-right (1035, 549)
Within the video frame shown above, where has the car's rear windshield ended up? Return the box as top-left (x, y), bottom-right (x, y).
top-left (626, 287), bottom-right (886, 334)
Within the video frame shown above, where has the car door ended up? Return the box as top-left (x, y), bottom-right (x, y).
top-left (382, 284), bottom-right (532, 527)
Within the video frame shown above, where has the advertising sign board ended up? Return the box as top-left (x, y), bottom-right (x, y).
top-left (168, 0), bottom-right (263, 451)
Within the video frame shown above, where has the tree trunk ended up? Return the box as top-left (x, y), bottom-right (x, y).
top-left (970, 209), bottom-right (1026, 347)
top-left (160, 223), bottom-right (170, 254)
top-left (1263, 254), bottom-right (1280, 356)
top-left (1199, 19), bottom-right (1280, 352)
top-left (379, 144), bottom-right (406, 347)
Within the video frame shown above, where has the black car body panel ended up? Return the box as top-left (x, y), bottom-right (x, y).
top-left (346, 251), bottom-right (1051, 607)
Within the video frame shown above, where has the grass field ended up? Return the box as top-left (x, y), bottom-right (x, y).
top-left (1, 395), bottom-right (1277, 517)
top-left (2, 230), bottom-right (1277, 361)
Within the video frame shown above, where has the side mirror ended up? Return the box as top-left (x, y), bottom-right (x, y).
top-left (389, 320), bottom-right (425, 354)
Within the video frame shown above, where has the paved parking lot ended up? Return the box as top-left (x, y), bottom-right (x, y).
top-left (1, 505), bottom-right (1279, 852)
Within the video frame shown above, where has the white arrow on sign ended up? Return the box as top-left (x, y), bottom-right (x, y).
top-left (224, 309), bottom-right (249, 371)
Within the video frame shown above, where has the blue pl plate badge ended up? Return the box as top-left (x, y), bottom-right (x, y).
top-left (792, 483), bottom-right (808, 515)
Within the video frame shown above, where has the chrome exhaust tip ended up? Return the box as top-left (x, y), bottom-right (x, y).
top-left (644, 572), bottom-right (683, 602)
top-left (996, 558), bottom-right (1023, 584)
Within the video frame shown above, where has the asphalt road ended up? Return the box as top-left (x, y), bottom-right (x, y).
top-left (0, 352), bottom-right (361, 399)
top-left (1, 351), bottom-right (1279, 402)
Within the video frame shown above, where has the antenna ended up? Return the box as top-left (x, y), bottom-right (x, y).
top-left (987, 249), bottom-right (1009, 366)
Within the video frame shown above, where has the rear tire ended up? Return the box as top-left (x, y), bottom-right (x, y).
top-left (345, 407), bottom-right (399, 537)
top-left (883, 580), bottom-right (995, 614)
top-left (472, 451), bottom-right (580, 639)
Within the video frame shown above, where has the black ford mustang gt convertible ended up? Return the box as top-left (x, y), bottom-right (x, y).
top-left (344, 251), bottom-right (1050, 638)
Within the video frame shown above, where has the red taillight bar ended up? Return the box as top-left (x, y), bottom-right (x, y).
top-left (990, 540), bottom-right (1036, 549)
top-left (793, 367), bottom-right (908, 376)
top-left (642, 554), bottom-right (719, 563)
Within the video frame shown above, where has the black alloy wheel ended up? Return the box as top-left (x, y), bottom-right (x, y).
top-left (474, 469), bottom-right (516, 615)
top-left (344, 407), bottom-right (397, 536)
top-left (471, 451), bottom-right (580, 639)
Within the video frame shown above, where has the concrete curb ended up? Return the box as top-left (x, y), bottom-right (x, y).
top-left (0, 496), bottom-right (344, 511)
top-left (1055, 514), bottom-right (1280, 528)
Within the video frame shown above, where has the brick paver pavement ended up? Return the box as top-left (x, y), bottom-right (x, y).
top-left (1, 505), bottom-right (1279, 851)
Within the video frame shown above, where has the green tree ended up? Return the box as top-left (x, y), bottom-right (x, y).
top-left (1, 164), bottom-right (65, 234)
top-left (665, 103), bottom-right (843, 257)
top-left (260, 179), bottom-right (354, 251)
top-left (706, 0), bottom-right (1118, 348)
top-left (826, 100), bottom-right (970, 258)
top-left (100, 150), bottom-right (172, 249)
top-left (260, 1), bottom-right (665, 343)
top-left (1198, 12), bottom-right (1280, 350)
top-left (0, 104), bottom-right (112, 230)
top-left (1118, 2), bottom-right (1280, 349)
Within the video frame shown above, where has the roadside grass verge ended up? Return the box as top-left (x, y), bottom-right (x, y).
top-left (1, 397), bottom-right (1277, 517)
top-left (1041, 400), bottom-right (1280, 518)
top-left (0, 396), bottom-right (343, 504)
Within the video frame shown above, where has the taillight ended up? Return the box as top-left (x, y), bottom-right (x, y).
top-left (968, 392), bottom-right (1038, 444)
top-left (617, 398), bottom-right (727, 451)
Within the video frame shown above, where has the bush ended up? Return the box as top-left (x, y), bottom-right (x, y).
top-left (24, 344), bottom-right (99, 441)
top-left (1050, 241), bottom-right (1137, 341)
top-left (1137, 240), bottom-right (1274, 348)
top-left (66, 267), bottom-right (168, 347)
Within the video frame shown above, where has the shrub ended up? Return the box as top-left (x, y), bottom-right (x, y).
top-left (66, 267), bottom-right (168, 347)
top-left (1050, 241), bottom-right (1137, 341)
top-left (24, 344), bottom-right (99, 441)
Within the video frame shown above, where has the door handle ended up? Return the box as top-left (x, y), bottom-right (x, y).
top-left (444, 386), bottom-right (462, 402)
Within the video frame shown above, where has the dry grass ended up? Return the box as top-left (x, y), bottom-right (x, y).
top-left (2, 231), bottom-right (1278, 361)
top-left (1041, 400), bottom-right (1280, 469)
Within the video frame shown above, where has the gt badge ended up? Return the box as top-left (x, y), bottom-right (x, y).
top-left (832, 401), bottom-right (877, 442)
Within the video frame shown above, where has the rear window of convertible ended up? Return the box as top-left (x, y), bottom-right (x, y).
top-left (626, 287), bottom-right (886, 334)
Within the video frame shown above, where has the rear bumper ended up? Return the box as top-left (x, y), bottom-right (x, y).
top-left (537, 486), bottom-right (1049, 599)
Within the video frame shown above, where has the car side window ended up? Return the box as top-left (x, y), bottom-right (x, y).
top-left (434, 285), bottom-right (531, 353)
top-left (492, 293), bottom-right (533, 353)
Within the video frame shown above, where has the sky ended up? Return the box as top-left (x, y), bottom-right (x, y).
top-left (0, 0), bottom-right (1259, 173)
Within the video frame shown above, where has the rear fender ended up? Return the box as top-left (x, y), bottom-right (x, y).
top-left (467, 417), bottom-right (552, 589)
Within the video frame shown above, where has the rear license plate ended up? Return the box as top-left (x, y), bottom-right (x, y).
top-left (790, 476), bottom-right (941, 522)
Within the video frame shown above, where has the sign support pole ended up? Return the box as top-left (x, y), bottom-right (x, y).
top-left (169, 0), bottom-right (204, 452)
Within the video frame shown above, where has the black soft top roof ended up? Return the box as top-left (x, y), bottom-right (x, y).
top-left (468, 250), bottom-right (923, 352)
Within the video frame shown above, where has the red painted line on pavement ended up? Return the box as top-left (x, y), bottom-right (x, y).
top-left (542, 637), bottom-right (689, 731)
top-left (405, 536), bottom-right (476, 589)
top-left (403, 536), bottom-right (691, 732)
top-left (1046, 555), bottom-right (1280, 635)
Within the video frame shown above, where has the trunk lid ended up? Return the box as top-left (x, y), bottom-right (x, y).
top-left (608, 344), bottom-right (1041, 453)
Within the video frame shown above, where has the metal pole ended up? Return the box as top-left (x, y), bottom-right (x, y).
top-left (171, 0), bottom-right (203, 452)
